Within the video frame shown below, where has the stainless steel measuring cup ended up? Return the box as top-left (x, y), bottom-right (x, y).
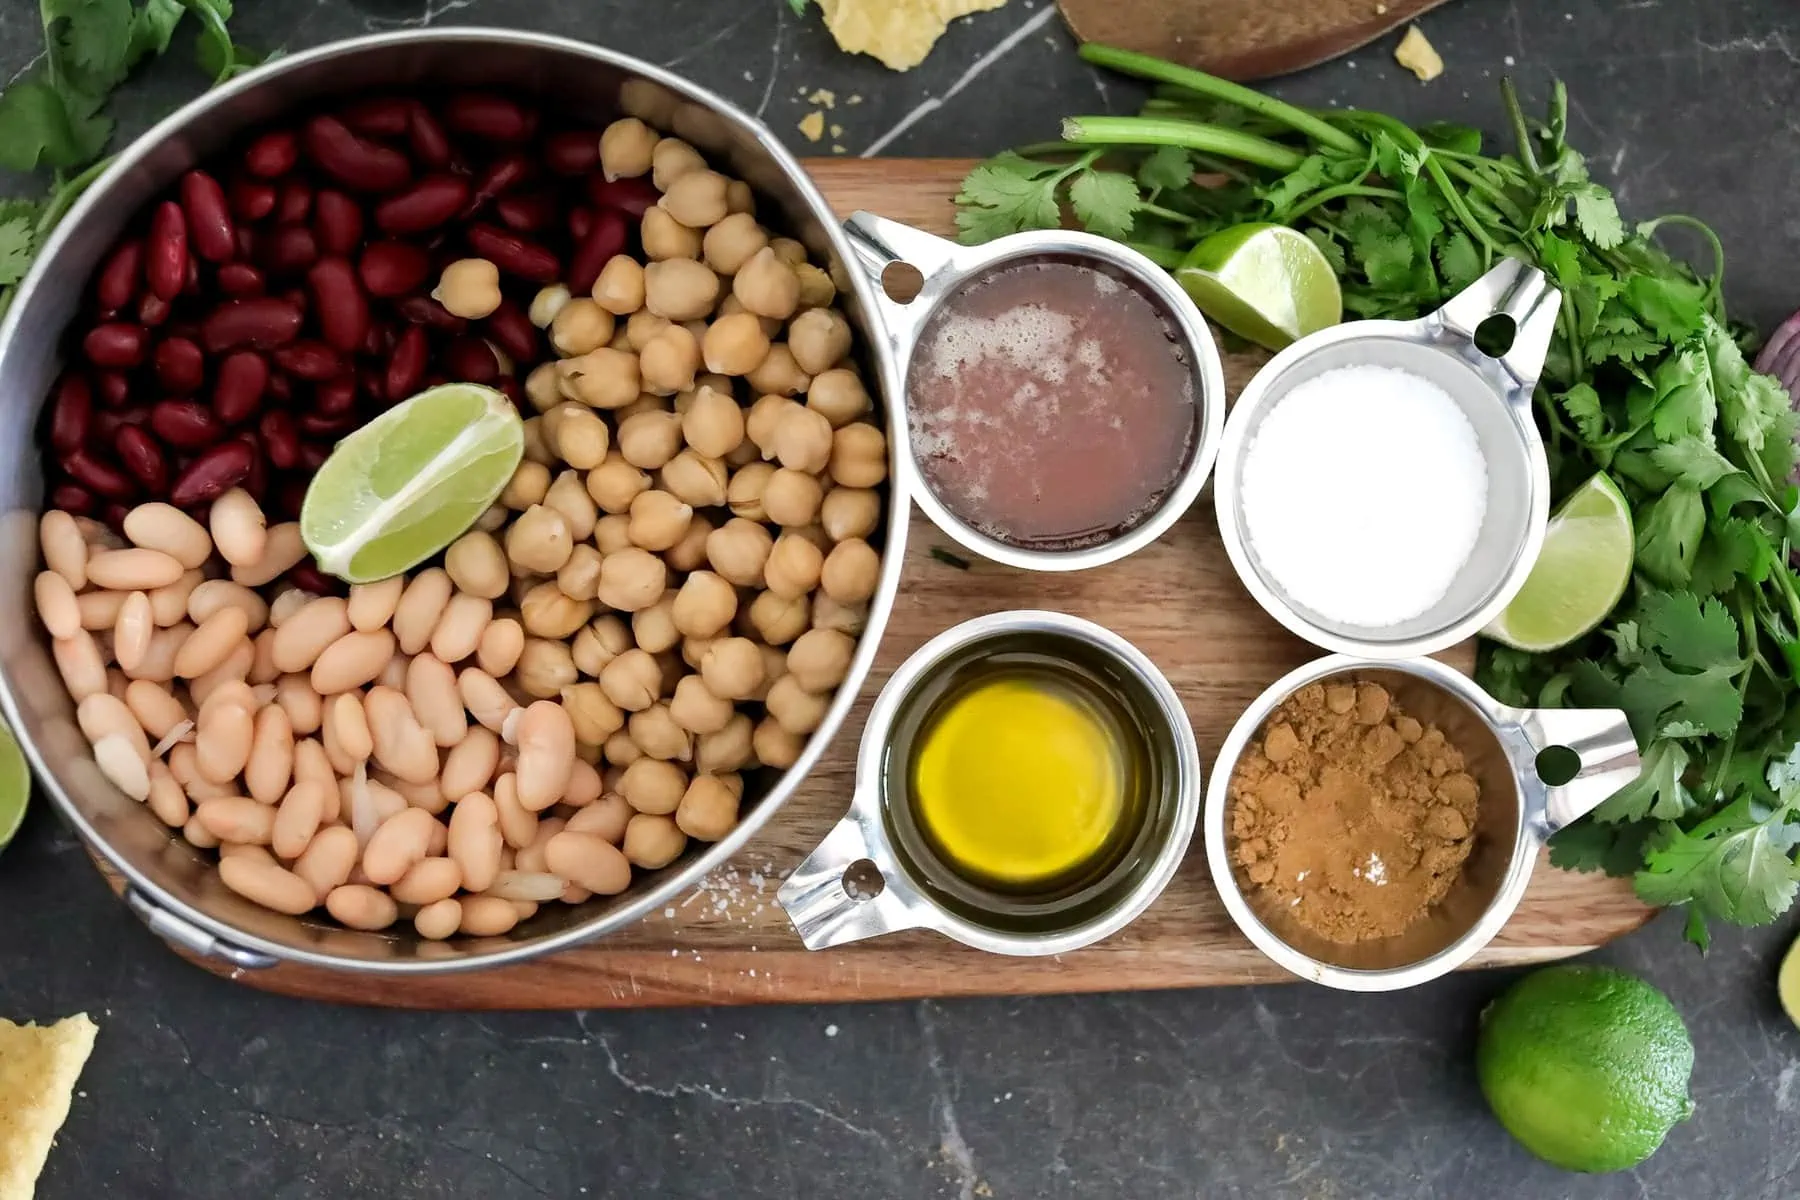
top-left (1205, 654), bottom-right (1641, 991)
top-left (840, 212), bottom-right (1227, 572)
top-left (1213, 258), bottom-right (1560, 658)
top-left (777, 611), bottom-right (1201, 956)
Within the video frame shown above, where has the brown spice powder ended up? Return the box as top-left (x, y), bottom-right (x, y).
top-left (1227, 680), bottom-right (1480, 943)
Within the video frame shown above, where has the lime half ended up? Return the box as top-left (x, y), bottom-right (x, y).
top-left (1779, 934), bottom-right (1800, 1030)
top-left (0, 719), bottom-right (30, 853)
top-left (1174, 223), bottom-right (1342, 350)
top-left (301, 383), bottom-right (525, 584)
top-left (1484, 472), bottom-right (1634, 652)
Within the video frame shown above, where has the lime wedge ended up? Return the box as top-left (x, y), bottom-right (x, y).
top-left (1174, 223), bottom-right (1343, 350)
top-left (1484, 472), bottom-right (1634, 652)
top-left (0, 719), bottom-right (31, 854)
top-left (300, 383), bottom-right (524, 584)
top-left (1781, 934), bottom-right (1800, 1030)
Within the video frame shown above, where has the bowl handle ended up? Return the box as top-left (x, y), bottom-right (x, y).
top-left (1512, 706), bottom-right (1642, 836)
top-left (840, 210), bottom-right (961, 352)
top-left (1427, 257), bottom-right (1561, 397)
top-left (776, 805), bottom-right (925, 950)
top-left (124, 885), bottom-right (279, 971)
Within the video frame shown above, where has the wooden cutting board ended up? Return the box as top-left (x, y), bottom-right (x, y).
top-left (1058, 0), bottom-right (1453, 81)
top-left (146, 159), bottom-right (1650, 1010)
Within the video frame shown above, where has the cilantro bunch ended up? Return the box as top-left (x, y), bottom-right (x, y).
top-left (956, 44), bottom-right (1800, 944)
top-left (0, 0), bottom-right (265, 316)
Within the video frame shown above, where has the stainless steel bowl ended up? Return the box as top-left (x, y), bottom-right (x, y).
top-left (0, 29), bottom-right (910, 974)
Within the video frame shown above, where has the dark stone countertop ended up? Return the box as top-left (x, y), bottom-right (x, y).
top-left (3, 0), bottom-right (1800, 1196)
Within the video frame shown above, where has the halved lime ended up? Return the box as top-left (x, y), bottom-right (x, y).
top-left (1484, 472), bottom-right (1634, 652)
top-left (1779, 934), bottom-right (1800, 1030)
top-left (300, 384), bottom-right (525, 584)
top-left (0, 719), bottom-right (31, 853)
top-left (1174, 223), bottom-right (1342, 350)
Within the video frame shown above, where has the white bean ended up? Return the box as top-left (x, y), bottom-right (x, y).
top-left (271, 780), bottom-right (330, 860)
top-left (364, 685), bottom-right (438, 784)
top-left (195, 796), bottom-right (276, 844)
top-left (77, 589), bottom-right (127, 631)
top-left (145, 761), bottom-right (189, 827)
top-left (276, 674), bottom-right (324, 736)
top-left (124, 680), bottom-right (188, 741)
top-left (123, 503), bottom-right (212, 569)
top-left (493, 772), bottom-right (540, 849)
top-left (457, 668), bottom-right (520, 735)
top-left (514, 701), bottom-right (577, 812)
top-left (414, 897), bottom-right (463, 940)
top-left (230, 523), bottom-right (307, 588)
top-left (544, 830), bottom-right (632, 895)
top-left (248, 629), bottom-right (281, 686)
top-left (362, 806), bottom-right (439, 885)
top-left (245, 704), bottom-right (295, 805)
top-left (428, 594), bottom-right (492, 664)
top-left (86, 548), bottom-right (185, 591)
top-left (440, 725), bottom-right (501, 802)
top-left (392, 569), bottom-right (453, 655)
top-left (34, 571), bottom-right (81, 639)
top-left (347, 576), bottom-right (404, 632)
top-left (406, 653), bottom-right (467, 747)
top-left (329, 692), bottom-right (374, 763)
top-left (40, 510), bottom-right (87, 589)
top-left (127, 622), bottom-right (191, 684)
top-left (448, 791), bottom-right (504, 893)
top-left (292, 824), bottom-right (359, 902)
top-left (208, 489), bottom-right (268, 567)
top-left (187, 580), bottom-right (269, 633)
top-left (390, 856), bottom-right (463, 906)
top-left (271, 597), bottom-right (351, 674)
top-left (77, 692), bottom-right (150, 761)
top-left (186, 639), bottom-right (255, 709)
top-left (457, 894), bottom-right (518, 936)
top-left (326, 884), bottom-right (399, 931)
top-left (173, 606), bottom-right (250, 679)
top-left (219, 854), bottom-right (315, 914)
top-left (93, 733), bottom-right (151, 801)
top-left (194, 693), bottom-right (255, 783)
top-left (52, 631), bottom-right (107, 701)
top-left (148, 570), bottom-right (205, 627)
top-left (310, 630), bottom-right (397, 695)
top-left (109, 591), bottom-right (153, 675)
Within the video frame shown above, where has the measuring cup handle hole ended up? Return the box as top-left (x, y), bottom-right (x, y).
top-left (881, 262), bottom-right (925, 304)
top-left (841, 858), bottom-right (888, 901)
top-left (1534, 744), bottom-right (1581, 786)
top-left (1473, 313), bottom-right (1518, 358)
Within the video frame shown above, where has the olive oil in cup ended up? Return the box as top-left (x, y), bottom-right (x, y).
top-left (778, 612), bottom-right (1201, 955)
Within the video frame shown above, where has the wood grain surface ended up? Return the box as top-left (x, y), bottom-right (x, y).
top-left (160, 159), bottom-right (1651, 1010)
top-left (1057, 0), bottom-right (1452, 81)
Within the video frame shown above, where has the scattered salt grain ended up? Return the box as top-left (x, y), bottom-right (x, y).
top-left (1239, 364), bottom-right (1488, 627)
top-left (825, 1024), bottom-right (839, 1038)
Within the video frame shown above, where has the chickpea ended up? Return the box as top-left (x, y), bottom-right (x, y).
top-left (748, 590), bottom-right (810, 645)
top-left (638, 325), bottom-right (701, 395)
top-left (528, 283), bottom-right (572, 329)
top-left (593, 513), bottom-right (634, 555)
top-left (745, 395), bottom-right (800, 457)
top-left (500, 460), bottom-right (551, 510)
top-left (629, 703), bottom-right (693, 762)
top-left (556, 545), bottom-right (602, 602)
top-left (764, 533), bottom-right (824, 599)
top-left (516, 638), bottom-right (578, 699)
top-left (592, 255), bottom-right (646, 315)
top-left (642, 206), bottom-right (702, 261)
top-left (519, 417), bottom-right (554, 466)
top-left (612, 410), bottom-right (681, 470)
top-left (704, 518), bottom-right (772, 587)
top-left (524, 362), bottom-right (562, 413)
top-left (700, 312), bottom-right (771, 376)
top-left (617, 394), bottom-right (670, 421)
top-left (603, 729), bottom-right (643, 766)
top-left (787, 628), bottom-right (855, 692)
top-left (623, 813), bottom-right (688, 869)
top-left (668, 674), bottom-right (734, 734)
top-left (753, 715), bottom-right (804, 768)
top-left (794, 262), bottom-right (836, 310)
top-left (726, 461), bottom-right (777, 521)
top-left (561, 681), bottom-right (625, 746)
top-left (788, 308), bottom-right (852, 375)
top-left (702, 213), bottom-right (768, 276)
top-left (505, 505), bottom-right (573, 574)
top-left (660, 170), bottom-right (729, 229)
top-left (597, 547), bottom-right (667, 612)
top-left (697, 713), bottom-right (754, 774)
top-left (831, 422), bottom-right (889, 488)
top-left (473, 504), bottom-right (509, 534)
top-left (672, 774), bottom-right (739, 841)
top-left (806, 368), bottom-right (870, 427)
top-left (444, 531), bottom-right (509, 600)
top-left (558, 347), bottom-right (640, 409)
top-left (717, 292), bottom-right (782, 338)
top-left (521, 581), bottom-right (595, 639)
top-left (724, 180), bottom-right (754, 216)
top-left (433, 258), bottom-right (502, 319)
top-left (599, 117), bottom-right (658, 179)
top-left (585, 453), bottom-right (651, 514)
top-left (820, 487), bottom-right (881, 542)
top-left (548, 405), bottom-right (609, 470)
top-left (679, 385), bottom-right (746, 459)
top-left (627, 490), bottom-right (694, 551)
top-left (749, 468), bottom-right (814, 528)
top-left (650, 137), bottom-right (706, 191)
top-left (550, 298), bottom-right (615, 358)
top-left (819, 537), bottom-right (881, 604)
top-left (625, 310), bottom-right (671, 353)
top-left (644, 259), bottom-right (720, 321)
top-left (766, 673), bottom-right (829, 735)
top-left (769, 237), bottom-right (807, 267)
top-left (664, 514), bottom-right (714, 574)
top-left (745, 343), bottom-right (810, 398)
top-left (478, 616), bottom-right (526, 676)
top-left (771, 407), bottom-right (834, 474)
top-left (600, 648), bottom-right (661, 711)
top-left (620, 757), bottom-right (688, 814)
top-left (631, 590), bottom-right (681, 653)
top-left (543, 470), bottom-right (599, 541)
top-left (725, 439), bottom-right (760, 469)
top-left (812, 593), bottom-right (868, 636)
top-left (699, 636), bottom-right (763, 700)
top-left (573, 615), bottom-right (631, 677)
top-left (664, 571), bottom-right (733, 639)
top-left (733, 246), bottom-right (801, 320)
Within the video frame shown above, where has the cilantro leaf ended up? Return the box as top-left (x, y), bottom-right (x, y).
top-left (1558, 383), bottom-right (1609, 442)
top-left (1636, 590), bottom-right (1740, 672)
top-left (1570, 182), bottom-right (1624, 249)
top-left (1592, 739), bottom-right (1693, 822)
top-left (1435, 230), bottom-right (1482, 292)
top-left (1549, 818), bottom-right (1654, 877)
top-left (954, 152), bottom-right (1065, 243)
top-left (1067, 169), bottom-right (1140, 240)
top-left (1341, 200), bottom-right (1414, 292)
top-left (1620, 660), bottom-right (1743, 739)
top-left (1635, 484), bottom-right (1706, 587)
top-left (1304, 227), bottom-right (1346, 276)
top-left (1635, 795), bottom-right (1800, 926)
top-left (0, 203), bottom-right (40, 287)
top-left (1648, 437), bottom-right (1741, 490)
top-left (1136, 146), bottom-right (1194, 195)
top-left (1625, 275), bottom-right (1708, 342)
top-left (788, 0), bottom-right (809, 12)
top-left (50, 0), bottom-right (137, 93)
top-left (0, 79), bottom-right (107, 170)
top-left (1689, 516), bottom-right (1776, 595)
top-left (127, 0), bottom-right (184, 61)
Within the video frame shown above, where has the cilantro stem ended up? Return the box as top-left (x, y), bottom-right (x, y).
top-left (1500, 78), bottom-right (1539, 174)
top-left (1079, 45), bottom-right (1363, 154)
top-left (1438, 159), bottom-right (1528, 230)
top-left (1279, 184), bottom-right (1406, 223)
top-left (1060, 116), bottom-right (1304, 173)
top-left (1638, 215), bottom-right (1726, 309)
top-left (1126, 241), bottom-right (1184, 268)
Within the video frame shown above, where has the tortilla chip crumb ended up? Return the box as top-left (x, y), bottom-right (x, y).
top-left (817, 0), bottom-right (1010, 71)
top-left (847, 94), bottom-right (863, 105)
top-left (0, 1015), bottom-right (99, 1200)
top-left (798, 111), bottom-right (827, 142)
top-left (807, 89), bottom-right (838, 109)
top-left (829, 124), bottom-right (845, 138)
top-left (1395, 26), bottom-right (1444, 82)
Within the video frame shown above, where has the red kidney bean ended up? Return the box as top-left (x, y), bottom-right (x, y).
top-left (287, 563), bottom-right (342, 595)
top-left (66, 450), bottom-right (135, 500)
top-left (96, 240), bottom-right (143, 313)
top-left (296, 442), bottom-right (331, 472)
top-left (235, 226), bottom-right (256, 260)
top-left (151, 399), bottom-right (224, 448)
top-left (465, 224), bottom-right (558, 282)
top-left (154, 337), bottom-right (207, 394)
top-left (395, 293), bottom-right (467, 333)
top-left (495, 191), bottom-right (558, 234)
top-left (245, 130), bottom-right (299, 178)
top-left (170, 440), bottom-right (254, 506)
top-left (203, 298), bottom-right (303, 353)
top-left (357, 241), bottom-right (431, 298)
top-left (260, 410), bottom-right (301, 469)
top-left (94, 371), bottom-right (130, 408)
top-left (305, 257), bottom-right (370, 353)
top-left (567, 207), bottom-right (593, 241)
top-left (544, 131), bottom-right (601, 176)
top-left (261, 225), bottom-right (320, 275)
top-left (213, 351), bottom-right (270, 423)
top-left (444, 336), bottom-right (500, 385)
top-left (314, 375), bottom-right (358, 416)
top-left (93, 405), bottom-right (150, 439)
top-left (146, 202), bottom-right (189, 301)
top-left (276, 180), bottom-right (314, 225)
top-left (266, 372), bottom-right (293, 404)
top-left (50, 483), bottom-right (97, 515)
top-left (313, 191), bottom-right (365, 257)
top-left (182, 256), bottom-right (202, 297)
top-left (179, 171), bottom-right (236, 263)
top-left (297, 411), bottom-right (356, 438)
top-left (497, 375), bottom-right (522, 406)
top-left (587, 175), bottom-right (659, 219)
top-left (463, 155), bottom-right (531, 219)
top-left (406, 103), bottom-right (452, 169)
top-left (361, 321), bottom-right (389, 357)
top-left (239, 433), bottom-right (269, 500)
top-left (304, 116), bottom-right (413, 193)
top-left (386, 324), bottom-right (429, 401)
top-left (273, 341), bottom-right (343, 382)
top-left (485, 299), bottom-right (537, 365)
top-left (217, 262), bottom-right (266, 296)
top-left (229, 178), bottom-right (278, 223)
top-left (137, 292), bottom-right (172, 328)
top-left (49, 376), bottom-right (92, 453)
top-left (445, 93), bottom-right (536, 142)
top-left (340, 97), bottom-right (412, 137)
top-left (374, 175), bottom-right (471, 236)
top-left (114, 425), bottom-right (169, 492)
top-left (84, 323), bottom-right (148, 368)
top-left (567, 207), bottom-right (627, 296)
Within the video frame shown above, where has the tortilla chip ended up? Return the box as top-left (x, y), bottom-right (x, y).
top-left (818, 0), bottom-right (1011, 72)
top-left (0, 1015), bottom-right (98, 1200)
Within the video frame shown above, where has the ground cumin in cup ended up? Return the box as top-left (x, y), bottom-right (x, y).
top-left (1202, 655), bottom-right (1642, 992)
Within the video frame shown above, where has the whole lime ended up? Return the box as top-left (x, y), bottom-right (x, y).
top-left (1477, 964), bottom-right (1695, 1173)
